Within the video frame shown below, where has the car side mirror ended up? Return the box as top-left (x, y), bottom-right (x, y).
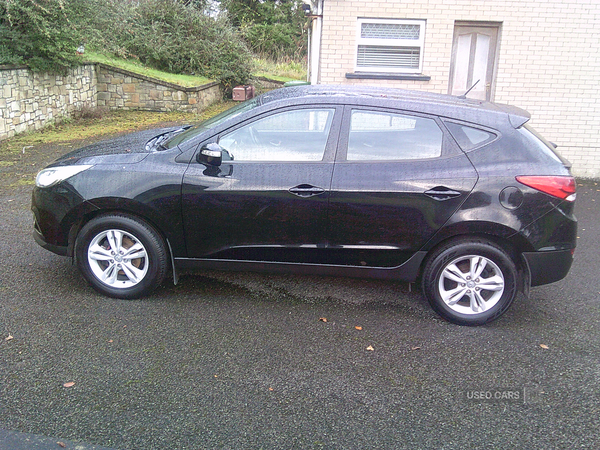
top-left (198, 143), bottom-right (223, 166)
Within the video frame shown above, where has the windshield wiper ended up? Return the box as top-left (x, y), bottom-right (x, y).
top-left (145, 126), bottom-right (192, 151)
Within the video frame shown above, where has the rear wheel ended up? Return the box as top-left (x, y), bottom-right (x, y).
top-left (75, 214), bottom-right (168, 299)
top-left (422, 239), bottom-right (518, 325)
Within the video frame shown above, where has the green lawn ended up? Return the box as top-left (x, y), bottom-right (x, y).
top-left (253, 58), bottom-right (307, 82)
top-left (85, 51), bottom-right (307, 85)
top-left (85, 52), bottom-right (214, 87)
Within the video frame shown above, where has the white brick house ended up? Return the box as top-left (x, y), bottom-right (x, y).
top-left (305, 0), bottom-right (600, 178)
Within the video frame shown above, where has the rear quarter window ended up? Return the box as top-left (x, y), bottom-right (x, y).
top-left (444, 122), bottom-right (497, 151)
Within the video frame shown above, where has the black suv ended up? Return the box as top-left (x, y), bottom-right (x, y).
top-left (32, 86), bottom-right (577, 325)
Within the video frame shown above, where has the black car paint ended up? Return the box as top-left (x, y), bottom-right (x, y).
top-left (32, 86), bottom-right (576, 291)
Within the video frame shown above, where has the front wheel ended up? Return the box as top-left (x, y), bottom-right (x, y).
top-left (421, 239), bottom-right (518, 326)
top-left (75, 214), bottom-right (168, 299)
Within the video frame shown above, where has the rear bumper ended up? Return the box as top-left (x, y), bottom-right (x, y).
top-left (522, 248), bottom-right (574, 287)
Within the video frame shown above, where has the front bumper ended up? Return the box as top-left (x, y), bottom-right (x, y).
top-left (522, 248), bottom-right (575, 287)
top-left (31, 182), bottom-right (90, 257)
top-left (33, 220), bottom-right (68, 256)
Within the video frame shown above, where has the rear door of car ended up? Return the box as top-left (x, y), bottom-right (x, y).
top-left (326, 106), bottom-right (478, 267)
top-left (181, 105), bottom-right (342, 262)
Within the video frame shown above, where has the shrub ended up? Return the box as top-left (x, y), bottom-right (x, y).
top-left (70, 0), bottom-right (136, 60)
top-left (222, 0), bottom-right (308, 61)
top-left (242, 23), bottom-right (306, 61)
top-left (0, 0), bottom-right (253, 90)
top-left (0, 0), bottom-right (85, 73)
top-left (91, 0), bottom-right (253, 90)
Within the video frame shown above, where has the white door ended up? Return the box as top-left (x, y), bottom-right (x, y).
top-left (449, 23), bottom-right (500, 101)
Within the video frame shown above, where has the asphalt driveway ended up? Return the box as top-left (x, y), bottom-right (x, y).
top-left (0, 142), bottom-right (599, 449)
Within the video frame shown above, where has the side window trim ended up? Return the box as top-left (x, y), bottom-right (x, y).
top-left (214, 105), bottom-right (343, 163)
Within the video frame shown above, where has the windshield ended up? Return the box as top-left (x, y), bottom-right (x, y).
top-left (163, 99), bottom-right (260, 149)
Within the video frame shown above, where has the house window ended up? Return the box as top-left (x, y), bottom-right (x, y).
top-left (355, 19), bottom-right (426, 74)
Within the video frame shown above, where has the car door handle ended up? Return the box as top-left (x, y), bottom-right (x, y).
top-left (288, 184), bottom-right (326, 198)
top-left (424, 186), bottom-right (462, 201)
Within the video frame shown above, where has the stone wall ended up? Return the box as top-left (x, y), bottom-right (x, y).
top-left (0, 64), bottom-right (97, 140)
top-left (0, 63), bottom-right (223, 141)
top-left (95, 64), bottom-right (221, 113)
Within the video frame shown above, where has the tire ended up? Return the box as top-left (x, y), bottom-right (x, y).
top-left (421, 239), bottom-right (518, 326)
top-left (75, 214), bottom-right (168, 299)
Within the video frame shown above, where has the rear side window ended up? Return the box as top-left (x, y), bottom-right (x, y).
top-left (347, 110), bottom-right (442, 160)
top-left (445, 122), bottom-right (497, 151)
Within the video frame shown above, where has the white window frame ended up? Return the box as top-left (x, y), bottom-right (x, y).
top-left (355, 18), bottom-right (426, 74)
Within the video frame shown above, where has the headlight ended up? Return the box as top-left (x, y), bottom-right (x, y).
top-left (35, 165), bottom-right (93, 188)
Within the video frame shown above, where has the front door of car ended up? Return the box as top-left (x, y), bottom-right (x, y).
top-left (182, 106), bottom-right (341, 261)
top-left (327, 107), bottom-right (478, 267)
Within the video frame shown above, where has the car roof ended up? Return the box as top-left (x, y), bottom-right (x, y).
top-left (258, 85), bottom-right (531, 129)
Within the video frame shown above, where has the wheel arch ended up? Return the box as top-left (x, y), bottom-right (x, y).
top-left (63, 198), bottom-right (182, 259)
top-left (417, 229), bottom-right (531, 296)
top-left (423, 220), bottom-right (535, 254)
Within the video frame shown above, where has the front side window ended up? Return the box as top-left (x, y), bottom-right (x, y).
top-left (164, 99), bottom-right (259, 149)
top-left (219, 108), bottom-right (335, 162)
top-left (356, 18), bottom-right (426, 73)
top-left (347, 110), bottom-right (442, 160)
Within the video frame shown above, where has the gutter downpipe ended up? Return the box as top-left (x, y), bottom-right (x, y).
top-left (307, 24), bottom-right (311, 82)
top-left (309, 0), bottom-right (324, 85)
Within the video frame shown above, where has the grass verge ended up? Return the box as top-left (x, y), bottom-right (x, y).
top-left (86, 52), bottom-right (307, 84)
top-left (253, 58), bottom-right (307, 82)
top-left (85, 52), bottom-right (214, 87)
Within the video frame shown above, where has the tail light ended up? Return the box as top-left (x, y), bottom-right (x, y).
top-left (516, 176), bottom-right (576, 201)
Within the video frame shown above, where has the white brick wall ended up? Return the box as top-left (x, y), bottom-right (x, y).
top-left (318, 0), bottom-right (600, 178)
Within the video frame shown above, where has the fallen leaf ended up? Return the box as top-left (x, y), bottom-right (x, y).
top-left (366, 345), bottom-right (374, 351)
top-left (355, 326), bottom-right (362, 331)
top-left (411, 346), bottom-right (421, 351)
top-left (57, 442), bottom-right (67, 448)
top-left (540, 344), bottom-right (549, 349)
top-left (63, 382), bottom-right (75, 388)
top-left (319, 317), bottom-right (328, 322)
top-left (5, 335), bottom-right (13, 341)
